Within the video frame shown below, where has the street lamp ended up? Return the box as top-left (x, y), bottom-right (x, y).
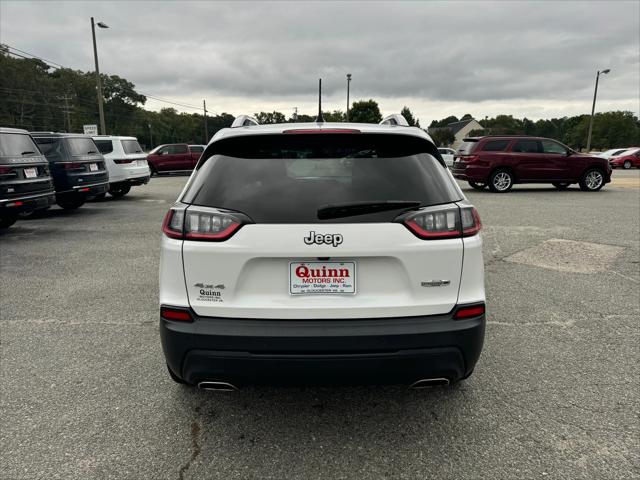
top-left (586, 68), bottom-right (611, 151)
top-left (346, 73), bottom-right (352, 122)
top-left (91, 17), bottom-right (109, 135)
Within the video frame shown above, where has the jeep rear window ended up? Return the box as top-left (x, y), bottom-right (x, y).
top-left (66, 138), bottom-right (99, 156)
top-left (482, 140), bottom-right (509, 151)
top-left (121, 139), bottom-right (144, 154)
top-left (182, 133), bottom-right (461, 223)
top-left (0, 133), bottom-right (41, 157)
top-left (457, 140), bottom-right (478, 155)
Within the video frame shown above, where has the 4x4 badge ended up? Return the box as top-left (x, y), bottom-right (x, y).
top-left (303, 231), bottom-right (343, 247)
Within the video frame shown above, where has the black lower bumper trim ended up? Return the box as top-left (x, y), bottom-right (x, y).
top-left (160, 309), bottom-right (485, 386)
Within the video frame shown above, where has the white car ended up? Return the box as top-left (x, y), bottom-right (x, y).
top-left (595, 148), bottom-right (630, 159)
top-left (159, 114), bottom-right (486, 390)
top-left (93, 136), bottom-right (151, 197)
top-left (438, 147), bottom-right (456, 167)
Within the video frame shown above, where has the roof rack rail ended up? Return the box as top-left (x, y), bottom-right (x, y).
top-left (231, 115), bottom-right (260, 128)
top-left (379, 114), bottom-right (409, 127)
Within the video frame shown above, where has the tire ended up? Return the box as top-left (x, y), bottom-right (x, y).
top-left (488, 169), bottom-right (514, 193)
top-left (167, 364), bottom-right (186, 384)
top-left (579, 168), bottom-right (605, 191)
top-left (56, 195), bottom-right (85, 209)
top-left (149, 165), bottom-right (158, 176)
top-left (108, 184), bottom-right (131, 198)
top-left (468, 181), bottom-right (486, 190)
top-left (623, 160), bottom-right (632, 169)
top-left (0, 214), bottom-right (18, 229)
top-left (552, 182), bottom-right (570, 190)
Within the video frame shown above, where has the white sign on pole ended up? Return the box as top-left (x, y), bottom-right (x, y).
top-left (83, 124), bottom-right (98, 135)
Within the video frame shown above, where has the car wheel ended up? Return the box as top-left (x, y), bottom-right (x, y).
top-left (56, 195), bottom-right (85, 209)
top-left (108, 185), bottom-right (131, 198)
top-left (579, 168), bottom-right (605, 191)
top-left (552, 182), bottom-right (571, 190)
top-left (468, 181), bottom-right (487, 190)
top-left (488, 169), bottom-right (514, 193)
top-left (150, 165), bottom-right (158, 176)
top-left (0, 214), bottom-right (18, 229)
top-left (167, 364), bottom-right (187, 384)
top-left (623, 160), bottom-right (632, 169)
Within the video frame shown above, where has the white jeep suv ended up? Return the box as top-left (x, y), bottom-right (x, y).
top-left (93, 136), bottom-right (150, 197)
top-left (159, 115), bottom-right (485, 389)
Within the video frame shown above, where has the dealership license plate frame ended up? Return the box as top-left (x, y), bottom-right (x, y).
top-left (289, 261), bottom-right (356, 295)
top-left (89, 163), bottom-right (98, 172)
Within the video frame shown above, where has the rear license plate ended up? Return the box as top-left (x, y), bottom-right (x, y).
top-left (89, 163), bottom-right (98, 171)
top-left (289, 261), bottom-right (356, 295)
top-left (23, 167), bottom-right (37, 178)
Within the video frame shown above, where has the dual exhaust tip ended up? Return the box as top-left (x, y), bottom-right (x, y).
top-left (197, 378), bottom-right (450, 391)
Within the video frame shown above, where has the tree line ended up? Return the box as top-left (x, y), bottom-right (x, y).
top-left (1, 49), bottom-right (637, 150)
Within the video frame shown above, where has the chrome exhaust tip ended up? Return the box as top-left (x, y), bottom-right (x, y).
top-left (197, 381), bottom-right (238, 392)
top-left (410, 378), bottom-right (450, 389)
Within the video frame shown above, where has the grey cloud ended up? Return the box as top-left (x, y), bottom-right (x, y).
top-left (1, 1), bottom-right (638, 112)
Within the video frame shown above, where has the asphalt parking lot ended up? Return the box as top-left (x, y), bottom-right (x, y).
top-left (1, 170), bottom-right (639, 480)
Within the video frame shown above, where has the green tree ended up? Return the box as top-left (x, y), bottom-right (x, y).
top-left (429, 115), bottom-right (458, 128)
top-left (254, 111), bottom-right (286, 124)
top-left (323, 110), bottom-right (346, 122)
top-left (429, 128), bottom-right (455, 147)
top-left (400, 106), bottom-right (420, 127)
top-left (461, 113), bottom-right (473, 121)
top-left (349, 100), bottom-right (382, 124)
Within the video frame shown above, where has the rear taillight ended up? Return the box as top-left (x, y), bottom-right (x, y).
top-left (454, 304), bottom-right (485, 320)
top-left (403, 206), bottom-right (482, 240)
top-left (114, 159), bottom-right (135, 164)
top-left (160, 306), bottom-right (193, 322)
top-left (0, 166), bottom-right (13, 175)
top-left (162, 207), bottom-right (244, 241)
top-left (59, 162), bottom-right (84, 170)
top-left (460, 155), bottom-right (479, 163)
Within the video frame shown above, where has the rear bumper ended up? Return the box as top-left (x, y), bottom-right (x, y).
top-left (160, 307), bottom-right (485, 386)
top-left (123, 174), bottom-right (150, 186)
top-left (0, 191), bottom-right (56, 213)
top-left (451, 165), bottom-right (488, 182)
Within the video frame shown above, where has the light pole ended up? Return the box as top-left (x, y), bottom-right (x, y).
top-left (586, 68), bottom-right (610, 151)
top-left (346, 73), bottom-right (352, 122)
top-left (91, 17), bottom-right (109, 135)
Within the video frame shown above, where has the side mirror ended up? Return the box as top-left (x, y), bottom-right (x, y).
top-left (157, 150), bottom-right (164, 155)
top-left (566, 150), bottom-right (572, 157)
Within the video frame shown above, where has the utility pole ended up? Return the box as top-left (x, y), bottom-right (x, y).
top-left (293, 107), bottom-right (298, 121)
top-left (346, 73), bottom-right (352, 122)
top-left (586, 68), bottom-right (611, 151)
top-left (60, 94), bottom-right (73, 132)
top-left (203, 99), bottom-right (208, 144)
top-left (148, 122), bottom-right (153, 149)
top-left (91, 17), bottom-right (109, 135)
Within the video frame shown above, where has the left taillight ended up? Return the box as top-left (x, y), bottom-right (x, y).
top-left (160, 306), bottom-right (193, 322)
top-left (402, 205), bottom-right (482, 240)
top-left (162, 207), bottom-right (243, 241)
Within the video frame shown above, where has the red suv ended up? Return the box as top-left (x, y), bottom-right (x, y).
top-left (451, 136), bottom-right (612, 193)
top-left (146, 144), bottom-right (205, 174)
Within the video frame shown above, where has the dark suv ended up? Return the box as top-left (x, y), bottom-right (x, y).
top-left (0, 128), bottom-right (56, 228)
top-left (30, 133), bottom-right (109, 209)
top-left (451, 136), bottom-right (612, 193)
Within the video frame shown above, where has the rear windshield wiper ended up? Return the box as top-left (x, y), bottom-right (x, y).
top-left (317, 200), bottom-right (421, 220)
top-left (21, 151), bottom-right (36, 155)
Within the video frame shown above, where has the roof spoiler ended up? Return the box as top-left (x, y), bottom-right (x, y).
top-left (231, 115), bottom-right (260, 128)
top-left (379, 114), bottom-right (409, 127)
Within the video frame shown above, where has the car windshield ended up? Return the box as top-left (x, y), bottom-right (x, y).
top-left (182, 133), bottom-right (461, 223)
top-left (0, 132), bottom-right (41, 157)
top-left (66, 138), bottom-right (99, 156)
top-left (121, 139), bottom-right (144, 154)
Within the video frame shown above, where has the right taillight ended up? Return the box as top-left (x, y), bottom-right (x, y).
top-left (162, 207), bottom-right (244, 241)
top-left (403, 206), bottom-right (481, 240)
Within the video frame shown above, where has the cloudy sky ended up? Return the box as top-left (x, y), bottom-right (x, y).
top-left (1, 1), bottom-right (638, 124)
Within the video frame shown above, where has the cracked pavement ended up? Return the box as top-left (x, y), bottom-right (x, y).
top-left (1, 170), bottom-right (639, 479)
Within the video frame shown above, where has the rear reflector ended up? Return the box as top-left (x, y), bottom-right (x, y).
top-left (454, 304), bottom-right (485, 320)
top-left (6, 201), bottom-right (24, 207)
top-left (283, 129), bottom-right (361, 134)
top-left (160, 306), bottom-right (193, 322)
top-left (79, 188), bottom-right (90, 192)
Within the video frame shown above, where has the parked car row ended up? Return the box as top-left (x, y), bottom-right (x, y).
top-left (0, 128), bottom-right (152, 228)
top-left (449, 135), bottom-right (613, 193)
top-left (606, 147), bottom-right (640, 169)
